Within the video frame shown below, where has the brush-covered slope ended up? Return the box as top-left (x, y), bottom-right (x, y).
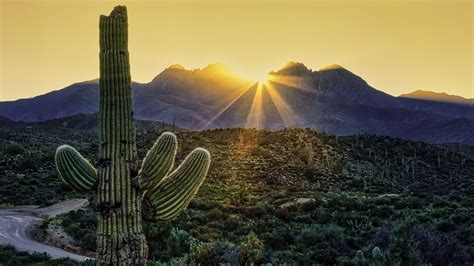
top-left (0, 120), bottom-right (472, 265)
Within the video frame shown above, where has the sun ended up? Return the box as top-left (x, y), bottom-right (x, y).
top-left (232, 67), bottom-right (270, 84)
top-left (256, 73), bottom-right (269, 84)
top-left (243, 72), bottom-right (269, 84)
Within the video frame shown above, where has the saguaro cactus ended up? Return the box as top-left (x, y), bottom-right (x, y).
top-left (55, 6), bottom-right (211, 265)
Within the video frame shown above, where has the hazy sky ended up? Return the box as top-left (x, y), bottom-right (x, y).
top-left (1, 0), bottom-right (473, 101)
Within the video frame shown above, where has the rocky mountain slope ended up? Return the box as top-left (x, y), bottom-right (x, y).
top-left (1, 62), bottom-right (473, 144)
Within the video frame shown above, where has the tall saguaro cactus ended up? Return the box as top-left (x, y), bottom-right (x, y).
top-left (55, 6), bottom-right (211, 265)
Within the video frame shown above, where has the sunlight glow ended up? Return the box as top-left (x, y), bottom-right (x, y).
top-left (265, 82), bottom-right (301, 127)
top-left (267, 75), bottom-right (314, 92)
top-left (245, 82), bottom-right (264, 129)
top-left (200, 82), bottom-right (255, 129)
top-left (256, 74), bottom-right (269, 84)
top-left (232, 67), bottom-right (270, 84)
top-left (199, 73), bottom-right (306, 130)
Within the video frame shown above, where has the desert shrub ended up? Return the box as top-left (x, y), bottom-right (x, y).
top-left (294, 224), bottom-right (349, 264)
top-left (239, 232), bottom-right (264, 264)
top-left (249, 145), bottom-right (271, 158)
top-left (436, 219), bottom-right (456, 233)
top-left (18, 158), bottom-right (37, 170)
top-left (0, 244), bottom-right (88, 265)
top-left (408, 226), bottom-right (472, 265)
top-left (0, 245), bottom-right (49, 265)
top-left (188, 198), bottom-right (219, 210)
top-left (371, 226), bottom-right (392, 250)
top-left (296, 224), bottom-right (345, 246)
top-left (208, 207), bottom-right (226, 220)
top-left (39, 219), bottom-right (50, 232)
top-left (261, 227), bottom-right (295, 250)
top-left (60, 208), bottom-right (97, 251)
top-left (168, 228), bottom-right (192, 257)
top-left (191, 241), bottom-right (239, 265)
top-left (4, 144), bottom-right (25, 155)
top-left (191, 225), bottom-right (222, 242)
top-left (145, 223), bottom-right (173, 261)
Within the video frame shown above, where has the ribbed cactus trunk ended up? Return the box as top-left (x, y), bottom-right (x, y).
top-left (55, 5), bottom-right (211, 265)
top-left (97, 6), bottom-right (147, 265)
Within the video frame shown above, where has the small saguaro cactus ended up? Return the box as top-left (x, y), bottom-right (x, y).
top-left (306, 143), bottom-right (315, 167)
top-left (55, 6), bottom-right (211, 265)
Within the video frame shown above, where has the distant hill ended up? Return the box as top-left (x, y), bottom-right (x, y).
top-left (0, 115), bottom-right (12, 124)
top-left (400, 90), bottom-right (474, 105)
top-left (1, 62), bottom-right (473, 144)
top-left (24, 113), bottom-right (179, 133)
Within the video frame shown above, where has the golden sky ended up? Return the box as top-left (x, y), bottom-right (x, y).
top-left (1, 0), bottom-right (473, 101)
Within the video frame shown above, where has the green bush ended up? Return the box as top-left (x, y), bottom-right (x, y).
top-left (239, 232), bottom-right (264, 264)
top-left (60, 208), bottom-right (96, 251)
top-left (4, 144), bottom-right (25, 155)
top-left (18, 158), bottom-right (37, 170)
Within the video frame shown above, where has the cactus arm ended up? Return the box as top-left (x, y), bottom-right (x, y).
top-left (55, 145), bottom-right (97, 192)
top-left (134, 132), bottom-right (177, 190)
top-left (143, 148), bottom-right (211, 222)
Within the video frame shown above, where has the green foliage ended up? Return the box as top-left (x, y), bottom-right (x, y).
top-left (18, 158), bottom-right (38, 170)
top-left (60, 208), bottom-right (97, 251)
top-left (0, 245), bottom-right (49, 265)
top-left (239, 232), bottom-right (264, 264)
top-left (0, 245), bottom-right (92, 265)
top-left (4, 143), bottom-right (25, 156)
top-left (189, 241), bottom-right (239, 265)
top-left (168, 228), bottom-right (192, 257)
top-left (1, 124), bottom-right (473, 264)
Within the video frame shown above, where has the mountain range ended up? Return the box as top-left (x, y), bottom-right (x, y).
top-left (1, 62), bottom-right (473, 144)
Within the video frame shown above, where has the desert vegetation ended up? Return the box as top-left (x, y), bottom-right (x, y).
top-left (0, 120), bottom-right (472, 265)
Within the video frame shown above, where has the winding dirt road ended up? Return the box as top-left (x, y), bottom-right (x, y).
top-left (0, 199), bottom-right (91, 261)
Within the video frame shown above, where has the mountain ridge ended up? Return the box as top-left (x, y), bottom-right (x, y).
top-left (400, 90), bottom-right (474, 105)
top-left (1, 62), bottom-right (473, 144)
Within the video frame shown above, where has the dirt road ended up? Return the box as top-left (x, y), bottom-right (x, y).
top-left (0, 199), bottom-right (91, 261)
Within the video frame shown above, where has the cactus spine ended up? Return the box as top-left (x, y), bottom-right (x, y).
top-left (55, 6), bottom-right (210, 265)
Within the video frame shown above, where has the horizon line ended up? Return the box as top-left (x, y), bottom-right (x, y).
top-left (1, 61), bottom-right (472, 102)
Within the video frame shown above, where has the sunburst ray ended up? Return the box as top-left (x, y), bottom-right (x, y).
top-left (200, 82), bottom-right (255, 129)
top-left (264, 81), bottom-right (301, 127)
top-left (245, 82), bottom-right (264, 129)
top-left (267, 74), bottom-right (314, 92)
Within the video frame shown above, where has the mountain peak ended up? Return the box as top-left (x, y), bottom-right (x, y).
top-left (201, 63), bottom-right (231, 73)
top-left (319, 64), bottom-right (345, 71)
top-left (167, 64), bottom-right (186, 70)
top-left (271, 61), bottom-right (312, 76)
top-left (198, 63), bottom-right (241, 79)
